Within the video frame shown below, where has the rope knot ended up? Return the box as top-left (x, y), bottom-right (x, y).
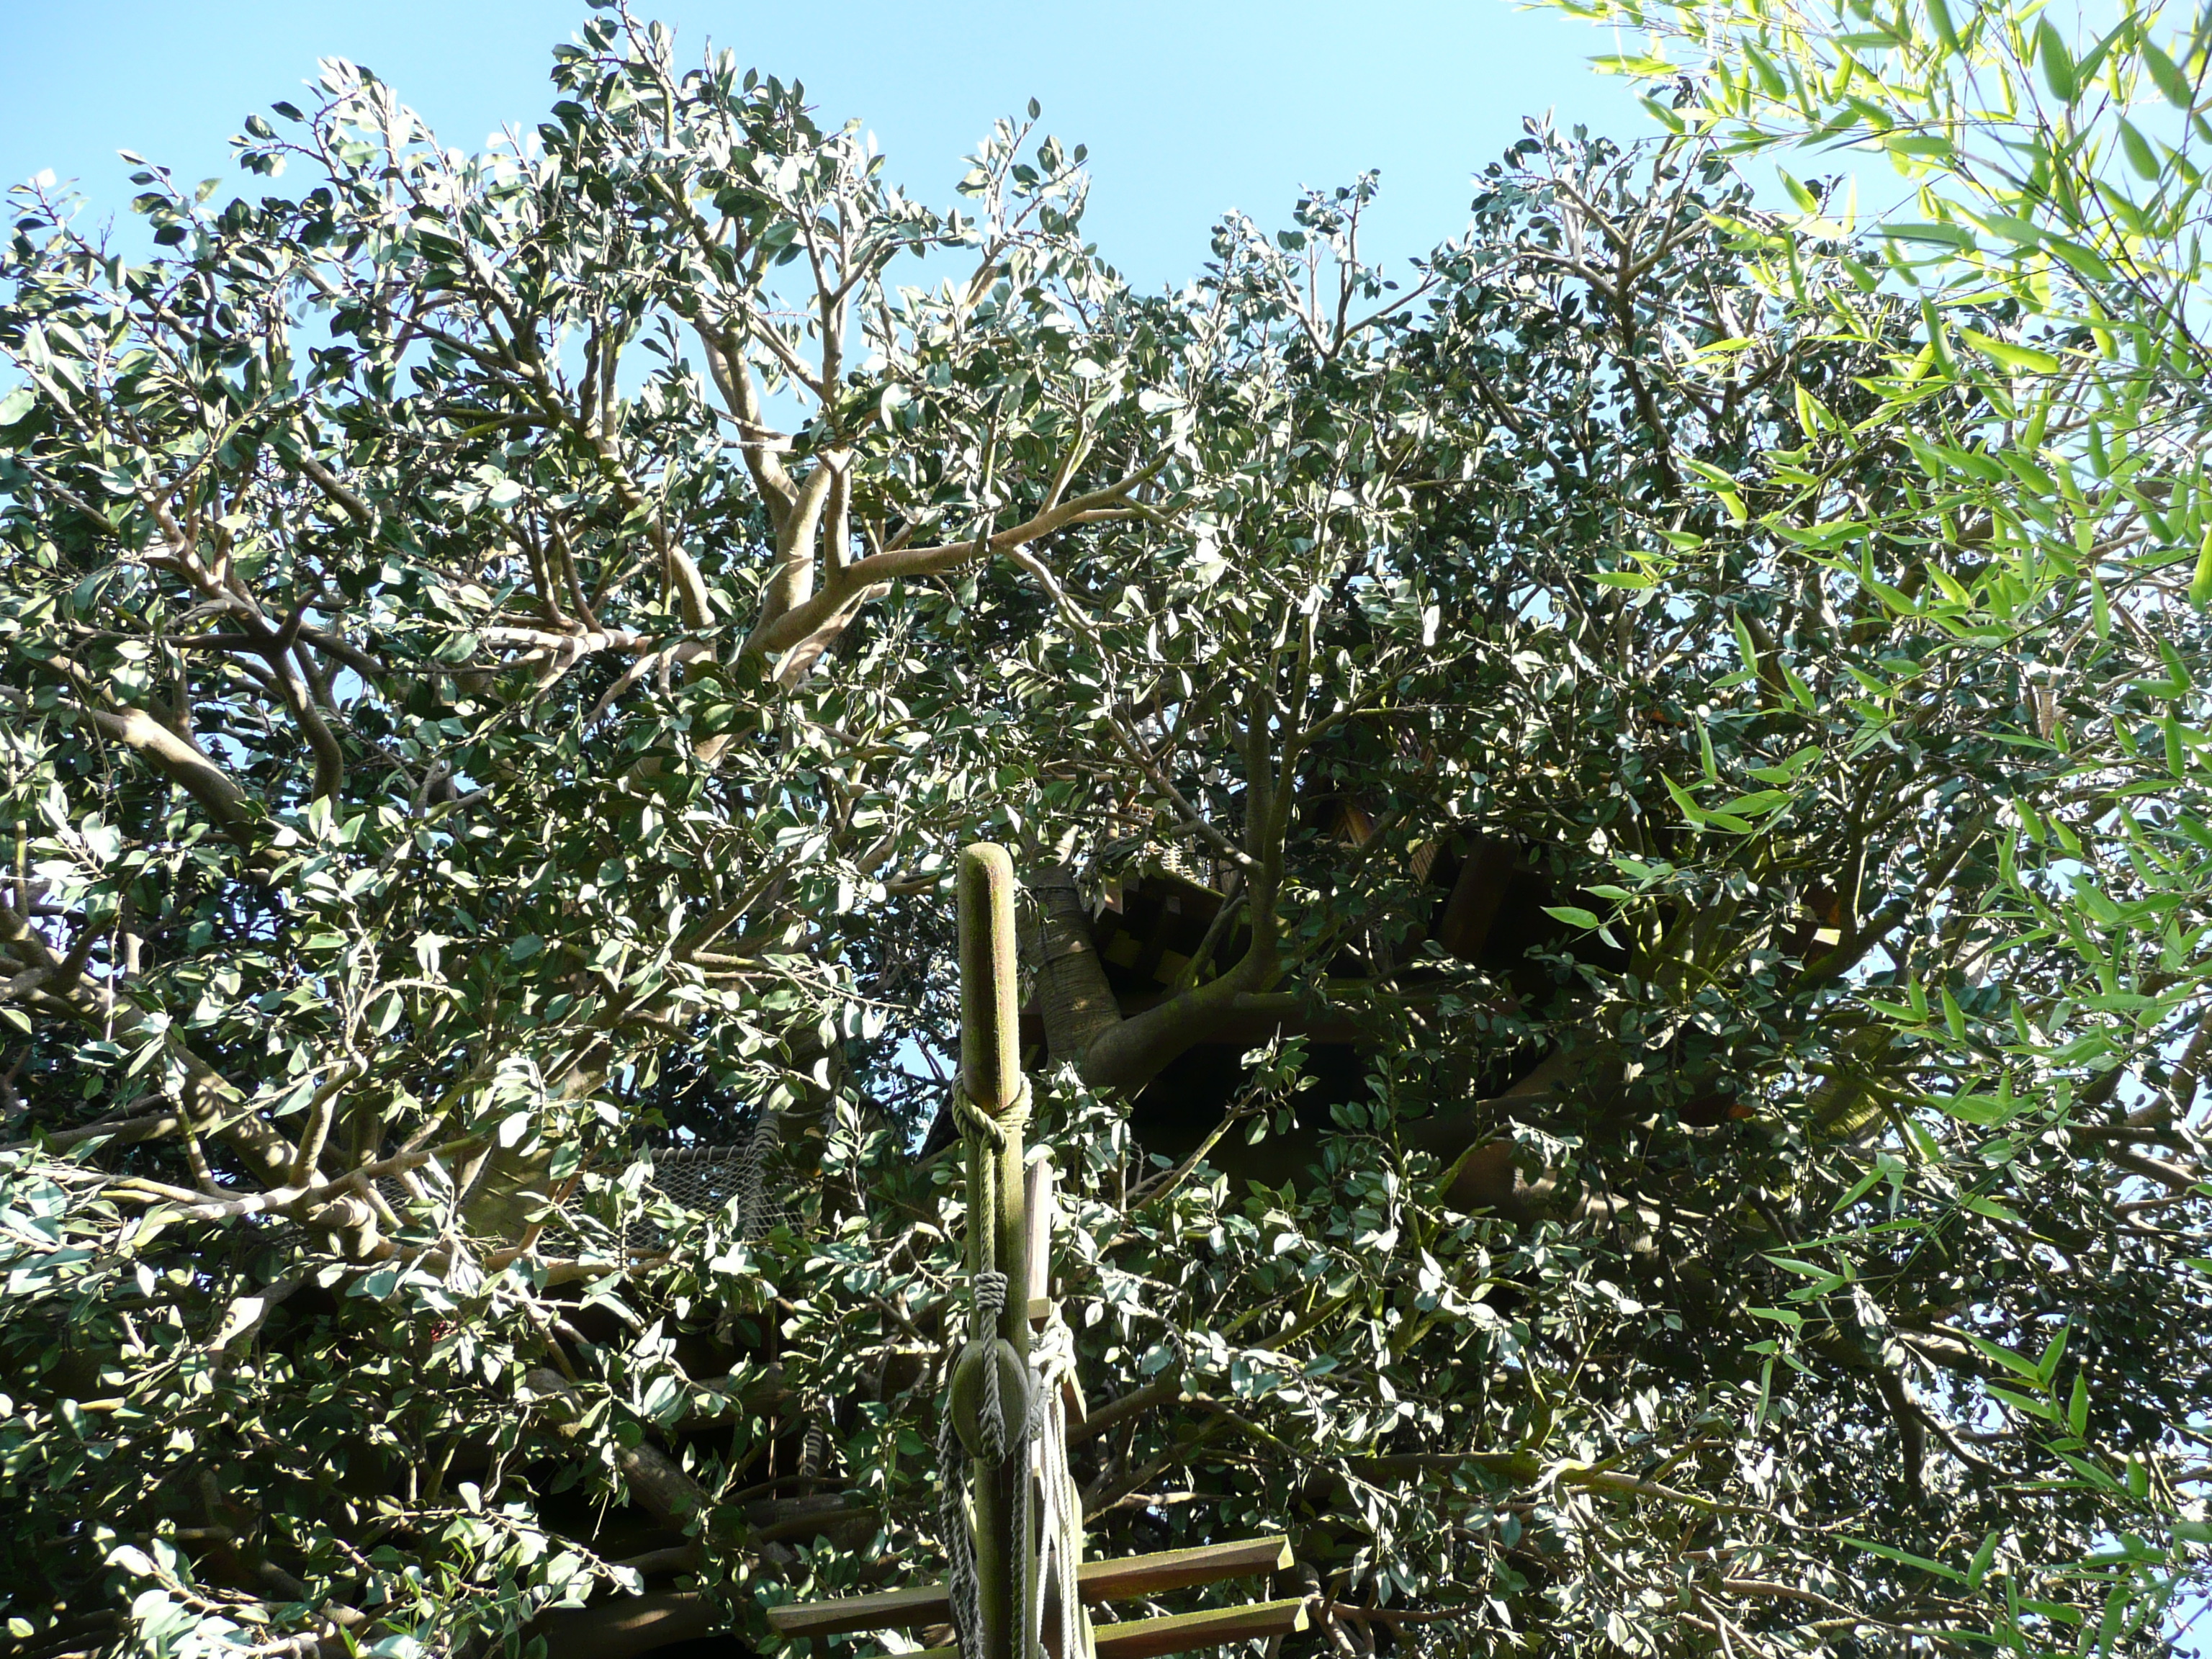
top-left (973, 1267), bottom-right (1009, 1326)
top-left (950, 1077), bottom-right (1033, 1150)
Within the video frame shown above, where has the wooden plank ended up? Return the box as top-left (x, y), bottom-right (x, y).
top-left (764, 1538), bottom-right (1292, 1640)
top-left (765, 1581), bottom-right (950, 1640)
top-left (1079, 1537), bottom-right (1292, 1601)
top-left (1089, 1597), bottom-right (1311, 1659)
top-left (1130, 896), bottom-right (1181, 984)
top-left (1024, 1158), bottom-right (1056, 1310)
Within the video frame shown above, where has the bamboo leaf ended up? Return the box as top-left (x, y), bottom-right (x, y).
top-left (1960, 329), bottom-right (2061, 374)
top-left (2038, 19), bottom-right (2077, 101)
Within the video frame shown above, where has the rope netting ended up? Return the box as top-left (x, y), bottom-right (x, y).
top-left (367, 1106), bottom-right (785, 1251)
top-left (629, 1119), bottom-right (786, 1244)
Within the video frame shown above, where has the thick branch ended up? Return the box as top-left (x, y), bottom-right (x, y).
top-left (745, 472), bottom-right (1154, 657)
top-left (12, 688), bottom-right (252, 842)
top-left (757, 456), bottom-right (842, 626)
top-left (524, 1369), bottom-right (707, 1529)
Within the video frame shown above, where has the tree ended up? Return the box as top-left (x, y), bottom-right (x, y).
top-left (1, 8), bottom-right (2205, 1659)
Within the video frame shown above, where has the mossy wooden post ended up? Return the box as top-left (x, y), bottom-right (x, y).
top-left (959, 843), bottom-right (1028, 1659)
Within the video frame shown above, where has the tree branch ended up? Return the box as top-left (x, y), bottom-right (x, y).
top-left (745, 466), bottom-right (1160, 657)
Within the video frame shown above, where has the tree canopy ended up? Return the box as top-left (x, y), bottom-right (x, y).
top-left (1, 6), bottom-right (2207, 1658)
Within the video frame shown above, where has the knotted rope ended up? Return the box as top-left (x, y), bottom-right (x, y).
top-left (1028, 1308), bottom-right (1096, 1659)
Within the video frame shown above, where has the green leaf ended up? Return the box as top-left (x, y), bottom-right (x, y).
top-left (2118, 119), bottom-right (2160, 181)
top-left (2044, 230), bottom-right (2116, 282)
top-left (1713, 788), bottom-right (1790, 817)
top-left (1966, 1332), bottom-right (2045, 1380)
top-left (1967, 1530), bottom-right (2002, 1588)
top-left (1731, 610), bottom-right (1760, 673)
top-left (2036, 1323), bottom-right (2069, 1387)
top-left (1959, 329), bottom-right (2060, 374)
top-left (2037, 19), bottom-right (2077, 102)
top-left (1846, 1538), bottom-right (1968, 1582)
top-left (1542, 904), bottom-right (1602, 930)
top-left (1833, 1165), bottom-right (1886, 1211)
top-left (1662, 774), bottom-right (1712, 827)
top-left (1931, 1091), bottom-right (2015, 1126)
top-left (2142, 40), bottom-right (2194, 109)
top-left (2189, 524), bottom-right (2212, 608)
top-left (1986, 1382), bottom-right (2059, 1422)
top-left (1779, 660), bottom-right (1816, 711)
top-left (1886, 220), bottom-right (1975, 248)
top-left (0, 386), bottom-right (34, 426)
top-left (1763, 1254), bottom-right (1847, 1289)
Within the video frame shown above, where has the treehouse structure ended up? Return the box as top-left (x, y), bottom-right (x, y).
top-left (977, 821), bottom-right (1605, 1186)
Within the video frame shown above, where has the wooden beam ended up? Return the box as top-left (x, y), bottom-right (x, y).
top-left (1087, 1597), bottom-right (1312, 1659)
top-left (764, 1537), bottom-right (1293, 1640)
top-left (1437, 837), bottom-right (1516, 962)
top-left (766, 1582), bottom-right (950, 1640)
top-left (920, 1599), bottom-right (1310, 1659)
top-left (1025, 1156), bottom-right (1056, 1311)
top-left (1079, 1536), bottom-right (1292, 1601)
top-left (958, 843), bottom-right (1029, 1659)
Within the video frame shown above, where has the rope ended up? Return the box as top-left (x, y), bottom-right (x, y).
top-left (971, 1269), bottom-right (1014, 1466)
top-left (950, 1076), bottom-right (1032, 1148)
top-left (1030, 1310), bottom-right (1096, 1659)
top-left (940, 1395), bottom-right (985, 1658)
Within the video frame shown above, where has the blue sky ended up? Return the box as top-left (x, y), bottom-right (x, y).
top-left (0, 0), bottom-right (1643, 292)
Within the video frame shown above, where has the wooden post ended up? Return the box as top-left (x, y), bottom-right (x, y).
top-left (1024, 1155), bottom-right (1055, 1320)
top-left (958, 844), bottom-right (1029, 1659)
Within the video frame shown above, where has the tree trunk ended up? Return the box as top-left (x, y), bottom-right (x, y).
top-left (1030, 868), bottom-right (1125, 1069)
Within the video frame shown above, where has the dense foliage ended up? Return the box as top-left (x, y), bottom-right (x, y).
top-left (1, 5), bottom-right (2206, 1657)
top-left (1528, 0), bottom-right (2212, 1642)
